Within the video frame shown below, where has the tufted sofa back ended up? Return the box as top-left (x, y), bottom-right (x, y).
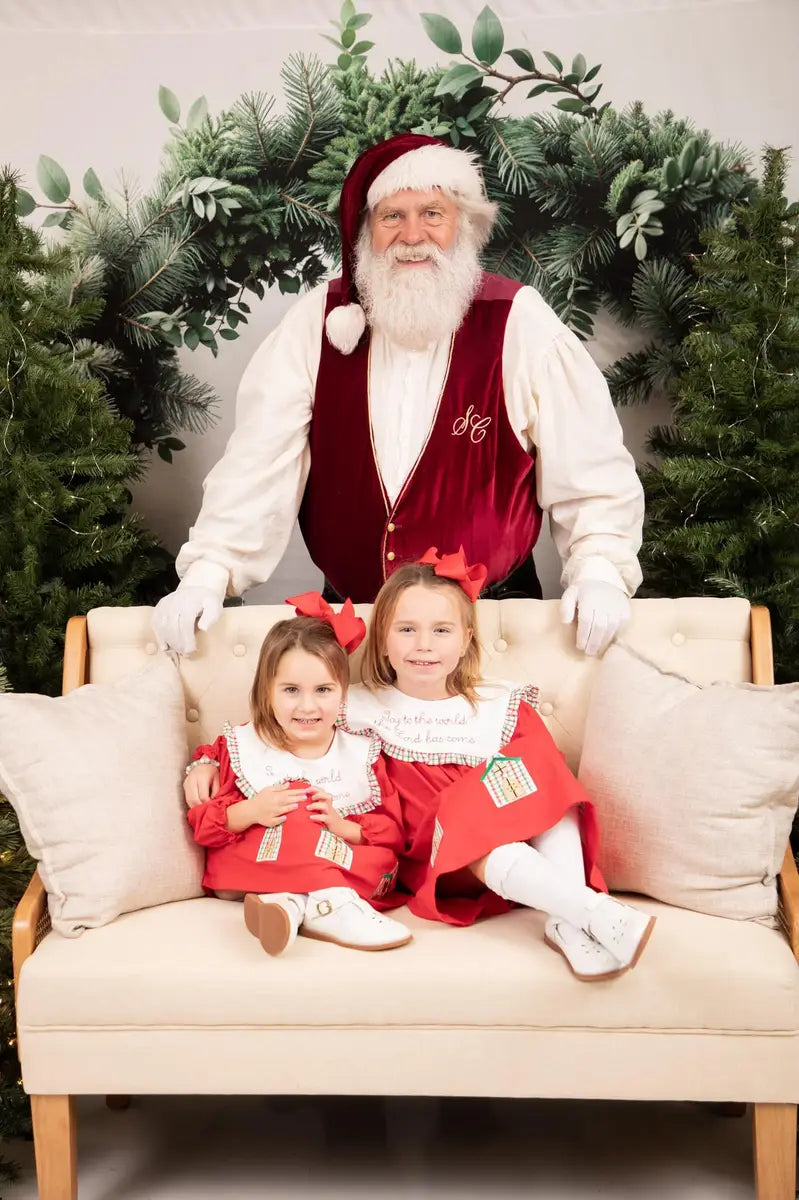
top-left (84, 597), bottom-right (754, 773)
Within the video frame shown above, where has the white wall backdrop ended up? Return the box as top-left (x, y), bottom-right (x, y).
top-left (1, 0), bottom-right (796, 601)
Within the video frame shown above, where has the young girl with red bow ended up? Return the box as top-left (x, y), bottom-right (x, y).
top-left (343, 548), bottom-right (655, 982)
top-left (185, 593), bottom-right (411, 956)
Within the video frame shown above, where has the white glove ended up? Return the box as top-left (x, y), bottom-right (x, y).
top-left (152, 586), bottom-right (224, 656)
top-left (560, 580), bottom-right (631, 657)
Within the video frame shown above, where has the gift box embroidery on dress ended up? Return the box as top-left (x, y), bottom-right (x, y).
top-left (481, 755), bottom-right (537, 808)
top-left (315, 829), bottom-right (354, 870)
top-left (255, 826), bottom-right (283, 862)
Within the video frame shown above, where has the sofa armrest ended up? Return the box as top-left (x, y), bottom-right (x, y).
top-left (779, 848), bottom-right (799, 964)
top-left (12, 869), bottom-right (49, 997)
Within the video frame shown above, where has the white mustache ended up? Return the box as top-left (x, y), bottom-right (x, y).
top-left (388, 244), bottom-right (443, 265)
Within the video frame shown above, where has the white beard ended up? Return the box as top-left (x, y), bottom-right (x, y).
top-left (353, 226), bottom-right (483, 350)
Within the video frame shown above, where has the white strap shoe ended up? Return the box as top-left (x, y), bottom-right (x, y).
top-left (544, 917), bottom-right (625, 982)
top-left (584, 896), bottom-right (656, 971)
top-left (302, 888), bottom-right (412, 951)
top-left (244, 892), bottom-right (307, 956)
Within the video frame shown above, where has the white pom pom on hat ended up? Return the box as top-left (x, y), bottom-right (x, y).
top-left (324, 133), bottom-right (486, 354)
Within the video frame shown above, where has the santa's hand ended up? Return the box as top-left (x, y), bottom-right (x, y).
top-left (152, 586), bottom-right (224, 656)
top-left (560, 580), bottom-right (630, 657)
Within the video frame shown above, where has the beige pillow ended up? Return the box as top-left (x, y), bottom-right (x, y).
top-left (578, 641), bottom-right (799, 924)
top-left (0, 659), bottom-right (203, 936)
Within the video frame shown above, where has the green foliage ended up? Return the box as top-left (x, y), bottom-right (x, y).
top-left (0, 170), bottom-right (171, 696)
top-left (15, 0), bottom-right (756, 454)
top-left (640, 148), bottom-right (799, 682)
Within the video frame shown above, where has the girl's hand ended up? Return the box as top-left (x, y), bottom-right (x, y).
top-left (184, 763), bottom-right (220, 808)
top-left (248, 785), bottom-right (301, 829)
top-left (306, 788), bottom-right (361, 843)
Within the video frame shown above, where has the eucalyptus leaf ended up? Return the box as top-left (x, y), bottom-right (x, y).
top-left (507, 47), bottom-right (535, 71)
top-left (83, 168), bottom-right (104, 201)
top-left (337, 52), bottom-right (352, 69)
top-left (350, 40), bottom-right (374, 54)
top-left (42, 211), bottom-right (68, 228)
top-left (219, 329), bottom-right (239, 340)
top-left (158, 444), bottom-right (173, 463)
top-left (279, 276), bottom-right (301, 294)
top-left (583, 63), bottom-right (601, 82)
top-left (542, 50), bottom-right (563, 73)
top-left (555, 97), bottom-right (586, 113)
top-left (37, 155), bottom-right (70, 204)
top-left (527, 82), bottom-right (558, 97)
top-left (347, 12), bottom-right (372, 28)
top-left (631, 188), bottom-right (660, 210)
top-left (341, 27), bottom-right (356, 47)
top-left (186, 96), bottom-right (208, 132)
top-left (616, 212), bottom-right (636, 234)
top-left (158, 85), bottom-right (181, 124)
top-left (619, 226), bottom-right (637, 249)
top-left (192, 194), bottom-right (205, 219)
top-left (204, 195), bottom-right (217, 221)
top-left (634, 231), bottom-right (648, 260)
top-left (472, 6), bottom-right (503, 65)
top-left (183, 327), bottom-right (200, 350)
top-left (434, 63), bottom-right (483, 98)
top-left (571, 53), bottom-right (586, 81)
top-left (678, 138), bottom-right (698, 176)
top-left (15, 189), bottom-right (36, 217)
top-left (467, 97), bottom-right (494, 122)
top-left (161, 326), bottom-right (183, 348)
top-left (420, 13), bottom-right (462, 54)
top-left (341, 0), bottom-right (356, 24)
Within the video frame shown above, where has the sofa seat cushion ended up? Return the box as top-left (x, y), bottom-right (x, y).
top-left (18, 896), bottom-right (799, 1035)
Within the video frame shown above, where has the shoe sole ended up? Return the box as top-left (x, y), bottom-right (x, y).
top-left (300, 926), bottom-right (413, 951)
top-left (627, 914), bottom-right (656, 970)
top-left (244, 894), bottom-right (292, 956)
top-left (543, 933), bottom-right (628, 983)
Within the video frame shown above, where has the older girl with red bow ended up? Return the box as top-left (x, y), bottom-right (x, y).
top-left (343, 548), bottom-right (656, 982)
top-left (185, 594), bottom-right (411, 956)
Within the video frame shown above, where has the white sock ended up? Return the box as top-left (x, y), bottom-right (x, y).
top-left (483, 841), bottom-right (602, 928)
top-left (531, 809), bottom-right (586, 889)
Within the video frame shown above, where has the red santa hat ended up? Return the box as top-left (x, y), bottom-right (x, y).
top-left (325, 133), bottom-right (487, 355)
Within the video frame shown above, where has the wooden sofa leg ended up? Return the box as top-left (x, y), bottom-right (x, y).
top-left (106, 1095), bottom-right (131, 1110)
top-left (753, 1103), bottom-right (796, 1199)
top-left (31, 1095), bottom-right (77, 1200)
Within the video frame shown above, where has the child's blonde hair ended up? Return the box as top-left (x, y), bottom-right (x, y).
top-left (250, 617), bottom-right (349, 750)
top-left (361, 563), bottom-right (481, 702)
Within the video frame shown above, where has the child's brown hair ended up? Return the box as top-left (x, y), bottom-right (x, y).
top-left (360, 563), bottom-right (481, 701)
top-left (250, 617), bottom-right (350, 749)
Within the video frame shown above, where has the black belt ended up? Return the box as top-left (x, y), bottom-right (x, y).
top-left (322, 557), bottom-right (542, 605)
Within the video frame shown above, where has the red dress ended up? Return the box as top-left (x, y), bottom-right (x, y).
top-left (187, 724), bottom-right (403, 902)
top-left (345, 683), bottom-right (606, 926)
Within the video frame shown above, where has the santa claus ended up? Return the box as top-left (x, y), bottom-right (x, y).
top-left (153, 133), bottom-right (644, 656)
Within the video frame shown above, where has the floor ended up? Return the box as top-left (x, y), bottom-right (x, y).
top-left (5, 1094), bottom-right (762, 1198)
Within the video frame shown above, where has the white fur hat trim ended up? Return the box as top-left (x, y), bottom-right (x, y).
top-left (366, 144), bottom-right (484, 209)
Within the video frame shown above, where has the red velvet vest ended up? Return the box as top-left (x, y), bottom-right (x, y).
top-left (299, 272), bottom-right (543, 602)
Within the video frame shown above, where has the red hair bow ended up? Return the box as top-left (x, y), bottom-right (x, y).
top-left (417, 546), bottom-right (487, 603)
top-left (285, 591), bottom-right (366, 654)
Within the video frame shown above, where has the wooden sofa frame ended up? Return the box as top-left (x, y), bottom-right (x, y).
top-left (12, 607), bottom-right (799, 1199)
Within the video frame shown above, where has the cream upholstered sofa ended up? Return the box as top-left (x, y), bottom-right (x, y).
top-left (12, 597), bottom-right (799, 1200)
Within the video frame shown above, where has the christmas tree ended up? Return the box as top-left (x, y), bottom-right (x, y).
top-left (640, 148), bottom-right (799, 682)
top-left (0, 169), bottom-right (170, 697)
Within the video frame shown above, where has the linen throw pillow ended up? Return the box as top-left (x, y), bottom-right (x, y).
top-left (578, 641), bottom-right (799, 924)
top-left (0, 658), bottom-right (203, 936)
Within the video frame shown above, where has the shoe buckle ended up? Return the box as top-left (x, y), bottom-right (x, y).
top-left (315, 899), bottom-right (333, 916)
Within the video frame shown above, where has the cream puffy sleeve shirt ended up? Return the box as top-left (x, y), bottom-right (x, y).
top-left (176, 282), bottom-right (644, 599)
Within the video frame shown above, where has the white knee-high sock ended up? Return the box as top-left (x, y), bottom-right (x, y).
top-left (483, 841), bottom-right (601, 928)
top-left (531, 809), bottom-right (586, 889)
